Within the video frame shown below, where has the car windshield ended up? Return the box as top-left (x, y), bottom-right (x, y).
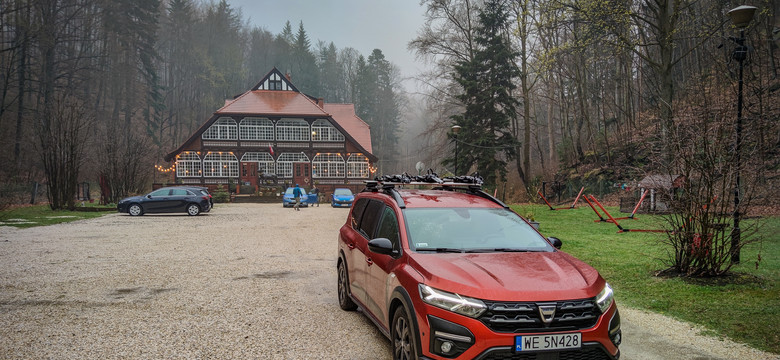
top-left (285, 188), bottom-right (307, 195)
top-left (405, 208), bottom-right (553, 252)
top-left (334, 189), bottom-right (352, 196)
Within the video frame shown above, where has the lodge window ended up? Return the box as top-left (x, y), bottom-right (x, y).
top-left (176, 151), bottom-right (202, 177)
top-left (239, 118), bottom-right (274, 141)
top-left (311, 119), bottom-right (345, 142)
top-left (240, 152), bottom-right (275, 174)
top-left (203, 152), bottom-right (239, 177)
top-left (269, 79), bottom-right (282, 90)
top-left (347, 154), bottom-right (370, 178)
top-left (276, 118), bottom-right (310, 141)
top-left (202, 117), bottom-right (237, 140)
top-left (276, 152), bottom-right (310, 178)
top-left (312, 153), bottom-right (345, 178)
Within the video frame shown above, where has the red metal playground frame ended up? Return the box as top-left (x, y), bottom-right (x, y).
top-left (538, 187), bottom-right (584, 211)
top-left (588, 194), bottom-right (667, 233)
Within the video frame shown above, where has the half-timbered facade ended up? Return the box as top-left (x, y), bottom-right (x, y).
top-left (163, 68), bottom-right (376, 192)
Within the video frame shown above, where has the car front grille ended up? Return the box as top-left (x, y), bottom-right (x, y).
top-left (479, 299), bottom-right (599, 333)
top-left (477, 345), bottom-right (612, 360)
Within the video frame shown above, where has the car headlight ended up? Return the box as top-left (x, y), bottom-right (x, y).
top-left (419, 284), bottom-right (486, 318)
top-left (596, 283), bottom-right (614, 313)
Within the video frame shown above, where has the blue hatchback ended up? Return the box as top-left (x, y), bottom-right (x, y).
top-left (283, 187), bottom-right (309, 207)
top-left (330, 188), bottom-right (354, 207)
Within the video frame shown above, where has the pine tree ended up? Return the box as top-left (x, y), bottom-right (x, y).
top-left (446, 0), bottom-right (519, 186)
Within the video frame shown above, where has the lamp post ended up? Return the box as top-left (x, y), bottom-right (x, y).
top-left (727, 5), bottom-right (756, 264)
top-left (451, 125), bottom-right (461, 175)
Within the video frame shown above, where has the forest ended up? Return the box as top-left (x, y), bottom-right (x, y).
top-left (0, 0), bottom-right (404, 207)
top-left (1, 0), bottom-right (778, 216)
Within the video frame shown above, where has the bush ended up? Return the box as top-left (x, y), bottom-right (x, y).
top-left (212, 185), bottom-right (230, 203)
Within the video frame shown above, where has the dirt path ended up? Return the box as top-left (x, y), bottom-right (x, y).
top-left (0, 204), bottom-right (775, 359)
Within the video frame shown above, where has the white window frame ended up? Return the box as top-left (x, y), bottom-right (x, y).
top-left (312, 153), bottom-right (345, 178)
top-left (239, 117), bottom-right (274, 141)
top-left (203, 152), bottom-right (239, 177)
top-left (347, 154), bottom-right (370, 178)
top-left (311, 119), bottom-right (345, 142)
top-left (176, 151), bottom-right (202, 177)
top-left (203, 117), bottom-right (237, 140)
top-left (275, 118), bottom-right (310, 141)
top-left (240, 152), bottom-right (276, 174)
top-left (276, 152), bottom-right (310, 178)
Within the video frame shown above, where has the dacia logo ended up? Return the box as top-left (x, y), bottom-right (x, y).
top-left (537, 303), bottom-right (557, 325)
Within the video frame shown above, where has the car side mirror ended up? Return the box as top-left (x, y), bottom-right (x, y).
top-left (146, 195), bottom-right (152, 199)
top-left (368, 238), bottom-right (399, 256)
top-left (547, 237), bottom-right (562, 249)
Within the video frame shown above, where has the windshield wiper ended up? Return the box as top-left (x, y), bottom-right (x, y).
top-left (465, 248), bottom-right (542, 253)
top-left (415, 247), bottom-right (465, 253)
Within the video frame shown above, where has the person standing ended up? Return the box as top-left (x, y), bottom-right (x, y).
top-left (311, 184), bottom-right (320, 207)
top-left (293, 183), bottom-right (303, 211)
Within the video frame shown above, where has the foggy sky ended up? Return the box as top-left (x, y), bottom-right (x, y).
top-left (227, 0), bottom-right (428, 90)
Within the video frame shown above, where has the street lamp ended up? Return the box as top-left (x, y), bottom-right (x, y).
top-left (727, 5), bottom-right (756, 264)
top-left (451, 125), bottom-right (461, 175)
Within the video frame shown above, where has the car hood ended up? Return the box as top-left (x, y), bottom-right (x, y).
top-left (119, 195), bottom-right (144, 203)
top-left (333, 195), bottom-right (354, 201)
top-left (410, 251), bottom-right (604, 301)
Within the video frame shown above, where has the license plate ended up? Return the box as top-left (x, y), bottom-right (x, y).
top-left (515, 333), bottom-right (581, 352)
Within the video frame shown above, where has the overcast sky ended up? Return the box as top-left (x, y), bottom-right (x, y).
top-left (227, 0), bottom-right (428, 90)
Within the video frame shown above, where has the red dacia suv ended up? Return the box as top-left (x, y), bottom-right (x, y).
top-left (337, 176), bottom-right (621, 359)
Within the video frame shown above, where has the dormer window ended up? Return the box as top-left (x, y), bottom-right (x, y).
top-left (269, 79), bottom-right (282, 90)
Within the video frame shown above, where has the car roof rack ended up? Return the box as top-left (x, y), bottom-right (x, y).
top-left (363, 171), bottom-right (508, 209)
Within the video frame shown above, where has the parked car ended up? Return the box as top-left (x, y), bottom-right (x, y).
top-left (282, 187), bottom-right (308, 207)
top-left (337, 179), bottom-right (621, 360)
top-left (117, 186), bottom-right (212, 216)
top-left (330, 188), bottom-right (355, 207)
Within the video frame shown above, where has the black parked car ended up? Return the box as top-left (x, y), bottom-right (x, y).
top-left (117, 186), bottom-right (213, 216)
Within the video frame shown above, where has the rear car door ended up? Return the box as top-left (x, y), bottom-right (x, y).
top-left (364, 203), bottom-right (402, 330)
top-left (347, 198), bottom-right (384, 311)
top-left (167, 188), bottom-right (192, 212)
top-left (343, 198), bottom-right (370, 305)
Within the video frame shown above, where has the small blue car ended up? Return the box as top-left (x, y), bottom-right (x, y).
top-left (331, 188), bottom-right (355, 207)
top-left (283, 187), bottom-right (308, 207)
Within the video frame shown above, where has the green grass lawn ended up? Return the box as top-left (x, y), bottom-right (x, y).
top-left (0, 204), bottom-right (110, 228)
top-left (511, 204), bottom-right (779, 354)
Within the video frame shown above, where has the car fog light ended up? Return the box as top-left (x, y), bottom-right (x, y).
top-left (440, 341), bottom-right (453, 353)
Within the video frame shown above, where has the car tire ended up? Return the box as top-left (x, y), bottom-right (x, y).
top-left (392, 306), bottom-right (418, 360)
top-left (128, 204), bottom-right (143, 216)
top-left (186, 203), bottom-right (200, 216)
top-left (337, 260), bottom-right (357, 311)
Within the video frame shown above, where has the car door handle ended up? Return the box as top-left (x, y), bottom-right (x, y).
top-left (347, 243), bottom-right (355, 250)
top-left (365, 258), bottom-right (373, 266)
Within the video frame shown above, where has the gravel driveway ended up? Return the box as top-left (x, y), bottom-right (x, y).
top-left (0, 204), bottom-right (775, 359)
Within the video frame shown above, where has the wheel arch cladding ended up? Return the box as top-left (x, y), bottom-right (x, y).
top-left (391, 285), bottom-right (423, 358)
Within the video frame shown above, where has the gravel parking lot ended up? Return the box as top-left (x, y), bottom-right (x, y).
top-left (0, 204), bottom-right (775, 359)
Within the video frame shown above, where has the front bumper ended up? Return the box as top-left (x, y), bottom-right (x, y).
top-left (416, 302), bottom-right (620, 360)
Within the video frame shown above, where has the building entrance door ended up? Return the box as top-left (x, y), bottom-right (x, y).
top-left (293, 162), bottom-right (311, 189)
top-left (240, 162), bottom-right (258, 193)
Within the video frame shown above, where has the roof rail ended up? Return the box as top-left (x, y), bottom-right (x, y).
top-left (363, 172), bottom-right (508, 209)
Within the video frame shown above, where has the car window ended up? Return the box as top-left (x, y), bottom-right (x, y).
top-left (406, 208), bottom-right (553, 252)
top-left (170, 189), bottom-right (189, 196)
top-left (335, 189), bottom-right (352, 196)
top-left (375, 206), bottom-right (400, 248)
top-left (351, 198), bottom-right (369, 230)
top-left (150, 189), bottom-right (170, 197)
top-left (358, 200), bottom-right (384, 239)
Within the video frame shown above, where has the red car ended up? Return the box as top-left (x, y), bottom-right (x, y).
top-left (337, 178), bottom-right (621, 360)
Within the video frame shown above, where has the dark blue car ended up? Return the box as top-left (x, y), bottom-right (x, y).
top-left (117, 186), bottom-right (212, 216)
top-left (330, 188), bottom-right (354, 207)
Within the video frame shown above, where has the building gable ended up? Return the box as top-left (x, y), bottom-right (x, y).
top-left (251, 67), bottom-right (299, 92)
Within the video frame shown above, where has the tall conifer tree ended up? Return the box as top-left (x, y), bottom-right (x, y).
top-left (446, 0), bottom-right (519, 186)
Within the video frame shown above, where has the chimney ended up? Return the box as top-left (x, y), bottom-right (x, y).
top-left (317, 98), bottom-right (324, 108)
top-left (285, 72), bottom-right (292, 82)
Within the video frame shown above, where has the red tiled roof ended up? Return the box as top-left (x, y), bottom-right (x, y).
top-left (217, 90), bottom-right (328, 116)
top-left (324, 103), bottom-right (372, 154)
